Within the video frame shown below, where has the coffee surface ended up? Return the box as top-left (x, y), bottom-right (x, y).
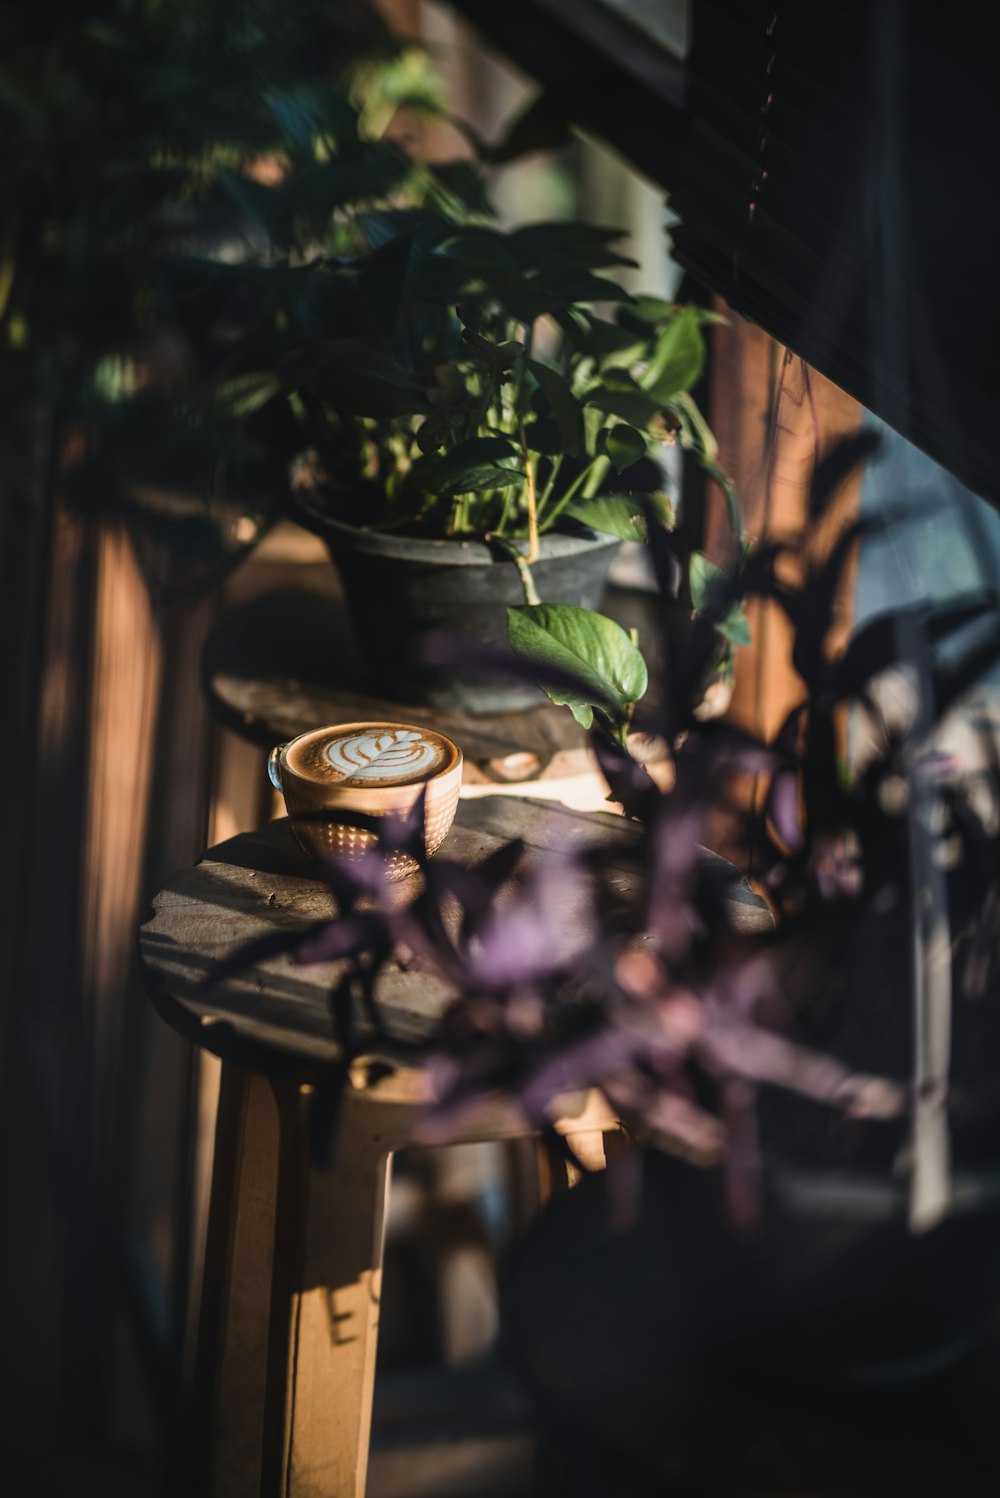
top-left (286, 724), bottom-right (455, 788)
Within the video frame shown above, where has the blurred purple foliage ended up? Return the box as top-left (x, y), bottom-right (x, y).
top-left (207, 437), bottom-right (1000, 1218)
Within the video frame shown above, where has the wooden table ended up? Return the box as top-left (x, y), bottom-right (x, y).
top-left (202, 569), bottom-right (667, 796)
top-left (140, 796), bottom-right (770, 1498)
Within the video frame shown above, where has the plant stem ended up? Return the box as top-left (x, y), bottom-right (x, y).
top-left (541, 459), bottom-right (597, 528)
top-left (535, 454), bottom-right (564, 530)
top-left (495, 486), bottom-right (511, 535)
top-left (582, 453), bottom-right (611, 499)
top-left (487, 534), bottom-right (540, 604)
top-left (677, 391), bottom-right (742, 541)
top-left (518, 417), bottom-right (539, 563)
top-left (676, 389), bottom-right (718, 463)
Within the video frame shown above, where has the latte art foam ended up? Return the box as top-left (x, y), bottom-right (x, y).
top-left (324, 728), bottom-right (440, 781)
top-left (286, 723), bottom-right (454, 788)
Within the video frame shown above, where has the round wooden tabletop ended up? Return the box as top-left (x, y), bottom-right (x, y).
top-left (202, 572), bottom-right (591, 785)
top-left (201, 569), bottom-right (667, 788)
top-left (140, 796), bottom-right (771, 1077)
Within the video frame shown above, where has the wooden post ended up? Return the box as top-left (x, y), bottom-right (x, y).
top-left (705, 308), bottom-right (865, 743)
top-left (205, 1068), bottom-right (282, 1498)
top-left (263, 1082), bottom-right (397, 1498)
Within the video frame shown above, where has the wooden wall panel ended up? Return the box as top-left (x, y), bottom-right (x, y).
top-left (705, 307), bottom-right (865, 744)
top-left (82, 526), bottom-right (164, 1115)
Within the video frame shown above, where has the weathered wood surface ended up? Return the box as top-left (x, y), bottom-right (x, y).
top-left (202, 571), bottom-right (665, 786)
top-left (140, 796), bottom-right (772, 1074)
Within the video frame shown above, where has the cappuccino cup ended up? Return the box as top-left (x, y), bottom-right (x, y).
top-left (268, 721), bottom-right (462, 878)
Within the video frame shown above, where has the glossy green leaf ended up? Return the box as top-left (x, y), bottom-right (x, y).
top-left (508, 221), bottom-right (627, 268)
top-left (618, 294), bottom-right (676, 326)
top-left (689, 551), bottom-right (725, 612)
top-left (524, 357), bottom-right (582, 456)
top-left (522, 416), bottom-right (561, 455)
top-left (427, 161), bottom-right (493, 214)
top-left (307, 339), bottom-right (430, 417)
top-left (584, 370), bottom-right (660, 428)
top-left (642, 307), bottom-right (706, 401)
top-left (649, 490), bottom-right (677, 529)
top-left (564, 494), bottom-right (647, 542)
top-left (690, 552), bottom-right (751, 645)
top-left (716, 607), bottom-right (752, 647)
top-left (571, 314), bottom-right (650, 369)
top-left (556, 271), bottom-right (635, 306)
top-left (605, 424), bottom-right (646, 473)
top-left (436, 229), bottom-right (522, 275)
top-left (419, 436), bottom-right (523, 495)
top-left (508, 603), bottom-right (648, 729)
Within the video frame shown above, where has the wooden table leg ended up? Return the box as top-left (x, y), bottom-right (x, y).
top-left (193, 1070), bottom-right (620, 1498)
top-left (539, 1122), bottom-right (626, 1196)
top-left (262, 1080), bottom-right (404, 1498)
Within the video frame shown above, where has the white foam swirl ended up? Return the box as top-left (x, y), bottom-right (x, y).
top-left (322, 728), bottom-right (440, 783)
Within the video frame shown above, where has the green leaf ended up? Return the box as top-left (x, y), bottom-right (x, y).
top-left (689, 551), bottom-right (724, 613)
top-left (306, 339), bottom-right (430, 417)
top-left (427, 161), bottom-right (493, 214)
top-left (524, 357), bottom-right (582, 457)
top-left (555, 271), bottom-right (635, 306)
top-left (507, 603), bottom-right (648, 728)
top-left (264, 84), bottom-right (359, 158)
top-left (641, 307), bottom-right (706, 401)
top-left (716, 608), bottom-right (752, 647)
top-left (508, 270), bottom-right (634, 324)
top-left (689, 552), bottom-right (751, 646)
top-left (649, 491), bottom-right (677, 529)
top-left (419, 436), bottom-right (523, 496)
top-left (618, 294), bottom-right (676, 326)
top-left (564, 495), bottom-right (648, 542)
top-left (522, 417), bottom-right (561, 456)
top-left (584, 370), bottom-right (660, 428)
top-left (605, 424), bottom-right (646, 473)
top-left (508, 222), bottom-right (628, 270)
top-left (571, 314), bottom-right (650, 370)
top-left (436, 229), bottom-right (522, 275)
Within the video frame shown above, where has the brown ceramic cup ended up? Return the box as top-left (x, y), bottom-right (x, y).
top-left (267, 721), bottom-right (463, 879)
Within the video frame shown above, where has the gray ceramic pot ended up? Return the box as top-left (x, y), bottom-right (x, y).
top-left (312, 516), bottom-right (621, 713)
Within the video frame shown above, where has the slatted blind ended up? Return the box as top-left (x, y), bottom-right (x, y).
top-left (672, 1), bottom-right (1000, 506)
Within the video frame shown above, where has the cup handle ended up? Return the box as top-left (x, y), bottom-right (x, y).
top-left (267, 745), bottom-right (283, 792)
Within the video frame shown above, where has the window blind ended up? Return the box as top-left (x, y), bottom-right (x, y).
top-left (671, 1), bottom-right (1000, 506)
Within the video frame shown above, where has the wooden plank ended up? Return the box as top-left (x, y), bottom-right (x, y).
top-left (202, 569), bottom-right (594, 785)
top-left (140, 800), bottom-right (772, 1076)
top-left (264, 1081), bottom-right (394, 1498)
top-left (705, 312), bottom-right (865, 742)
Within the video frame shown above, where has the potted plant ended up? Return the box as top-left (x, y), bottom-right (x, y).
top-left (208, 435), bottom-right (1000, 1492)
top-left (277, 210), bottom-right (742, 713)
